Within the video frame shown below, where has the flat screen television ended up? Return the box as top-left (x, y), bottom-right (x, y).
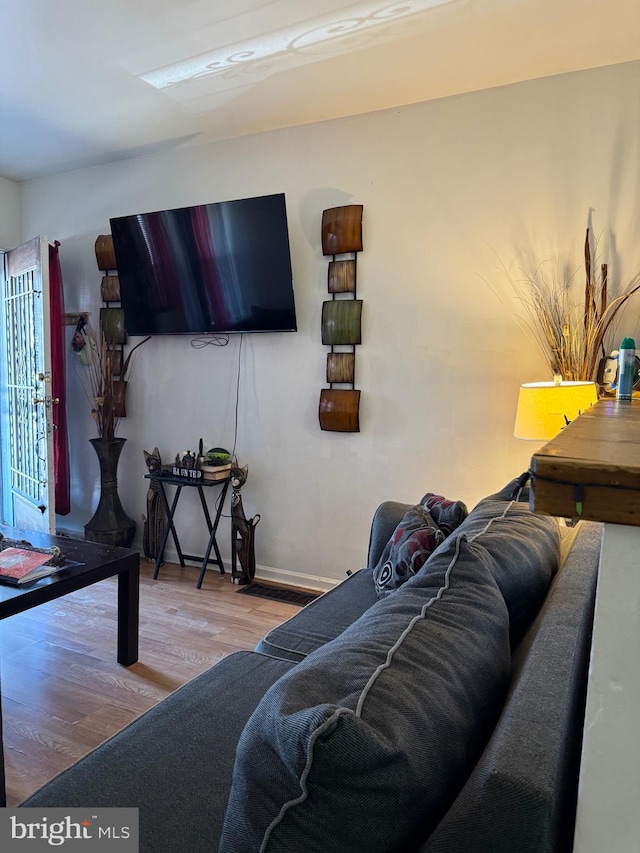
top-left (109, 193), bottom-right (297, 335)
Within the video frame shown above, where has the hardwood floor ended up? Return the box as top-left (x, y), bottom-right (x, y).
top-left (0, 560), bottom-right (299, 806)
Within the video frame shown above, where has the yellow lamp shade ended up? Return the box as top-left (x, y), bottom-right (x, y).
top-left (514, 381), bottom-right (598, 440)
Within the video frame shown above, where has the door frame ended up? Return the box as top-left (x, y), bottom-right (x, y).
top-left (0, 236), bottom-right (55, 533)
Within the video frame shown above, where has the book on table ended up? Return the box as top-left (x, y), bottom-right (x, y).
top-left (0, 547), bottom-right (58, 585)
top-left (202, 463), bottom-right (233, 481)
top-left (159, 462), bottom-right (232, 481)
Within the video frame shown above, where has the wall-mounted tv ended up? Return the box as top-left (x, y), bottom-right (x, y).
top-left (109, 193), bottom-right (297, 335)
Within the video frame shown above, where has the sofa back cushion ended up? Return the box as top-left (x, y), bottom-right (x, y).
top-left (450, 477), bottom-right (560, 641)
top-left (219, 536), bottom-right (511, 853)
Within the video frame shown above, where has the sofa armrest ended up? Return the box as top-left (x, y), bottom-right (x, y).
top-left (366, 501), bottom-right (412, 569)
top-left (419, 520), bottom-right (601, 853)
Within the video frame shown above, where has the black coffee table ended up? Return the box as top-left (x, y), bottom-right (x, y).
top-left (0, 525), bottom-right (140, 806)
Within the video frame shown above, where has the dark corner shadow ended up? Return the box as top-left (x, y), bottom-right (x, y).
top-left (127, 662), bottom-right (184, 692)
top-left (80, 133), bottom-right (203, 172)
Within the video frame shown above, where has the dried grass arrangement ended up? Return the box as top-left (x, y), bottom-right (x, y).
top-left (81, 331), bottom-right (150, 442)
top-left (493, 228), bottom-right (640, 381)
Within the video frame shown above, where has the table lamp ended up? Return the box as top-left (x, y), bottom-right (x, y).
top-left (514, 380), bottom-right (599, 440)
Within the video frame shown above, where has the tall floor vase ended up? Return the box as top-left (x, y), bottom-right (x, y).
top-left (84, 437), bottom-right (136, 548)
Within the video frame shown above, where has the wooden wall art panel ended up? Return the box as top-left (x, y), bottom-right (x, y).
top-left (95, 235), bottom-right (117, 272)
top-left (328, 259), bottom-right (357, 293)
top-left (322, 205), bottom-right (363, 255)
top-left (100, 275), bottom-right (121, 302)
top-left (95, 233), bottom-right (127, 419)
top-left (327, 353), bottom-right (355, 384)
top-left (106, 347), bottom-right (123, 378)
top-left (319, 390), bottom-right (361, 433)
top-left (319, 204), bottom-right (364, 433)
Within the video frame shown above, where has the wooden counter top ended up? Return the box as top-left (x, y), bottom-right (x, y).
top-left (530, 398), bottom-right (640, 525)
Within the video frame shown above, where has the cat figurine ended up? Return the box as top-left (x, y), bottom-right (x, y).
top-left (230, 464), bottom-right (260, 585)
top-left (142, 447), bottom-right (165, 561)
top-left (144, 447), bottom-right (162, 474)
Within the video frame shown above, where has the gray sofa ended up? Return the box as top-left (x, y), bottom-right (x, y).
top-left (21, 479), bottom-right (600, 853)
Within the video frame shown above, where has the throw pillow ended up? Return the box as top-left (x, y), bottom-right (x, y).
top-left (372, 493), bottom-right (468, 598)
top-left (422, 492), bottom-right (469, 535)
top-left (219, 534), bottom-right (511, 853)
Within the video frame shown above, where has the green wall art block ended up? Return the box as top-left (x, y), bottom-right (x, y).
top-left (100, 307), bottom-right (127, 345)
top-left (321, 299), bottom-right (362, 346)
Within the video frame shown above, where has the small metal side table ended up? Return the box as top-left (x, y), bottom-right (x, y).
top-left (145, 472), bottom-right (230, 589)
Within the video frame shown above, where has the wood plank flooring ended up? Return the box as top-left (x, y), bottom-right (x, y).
top-left (0, 560), bottom-right (299, 806)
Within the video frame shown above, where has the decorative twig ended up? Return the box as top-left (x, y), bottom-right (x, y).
top-left (486, 225), bottom-right (640, 382)
top-left (120, 336), bottom-right (151, 383)
top-left (78, 329), bottom-right (151, 441)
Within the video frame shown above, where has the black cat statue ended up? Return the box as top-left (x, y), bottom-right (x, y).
top-left (142, 447), bottom-right (165, 562)
top-left (230, 464), bottom-right (260, 585)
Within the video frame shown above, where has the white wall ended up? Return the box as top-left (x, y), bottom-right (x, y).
top-left (0, 175), bottom-right (20, 249)
top-left (19, 60), bottom-right (640, 588)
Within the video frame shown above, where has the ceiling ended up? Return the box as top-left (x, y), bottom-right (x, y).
top-left (2, 0), bottom-right (639, 182)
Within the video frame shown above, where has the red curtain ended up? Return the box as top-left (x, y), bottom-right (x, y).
top-left (49, 241), bottom-right (70, 514)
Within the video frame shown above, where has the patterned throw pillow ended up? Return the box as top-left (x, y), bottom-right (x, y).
top-left (423, 492), bottom-right (469, 536)
top-left (373, 493), bottom-right (468, 598)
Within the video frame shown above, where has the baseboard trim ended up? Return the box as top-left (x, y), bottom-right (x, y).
top-left (253, 564), bottom-right (338, 593)
top-left (54, 526), bottom-right (83, 539)
top-left (55, 526), bottom-right (341, 594)
top-left (150, 545), bottom-right (339, 593)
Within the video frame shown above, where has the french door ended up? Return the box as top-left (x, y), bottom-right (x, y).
top-left (0, 236), bottom-right (55, 533)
